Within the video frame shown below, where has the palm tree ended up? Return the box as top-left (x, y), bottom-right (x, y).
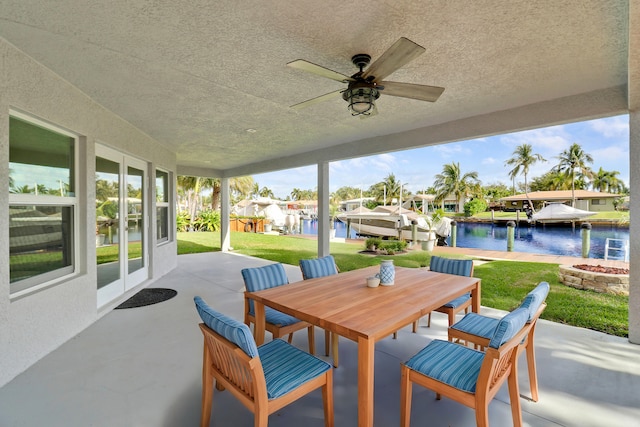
top-left (290, 188), bottom-right (316, 201)
top-left (178, 175), bottom-right (256, 222)
top-left (592, 167), bottom-right (624, 193)
top-left (177, 176), bottom-right (202, 226)
top-left (505, 144), bottom-right (546, 212)
top-left (96, 178), bottom-right (118, 202)
top-left (333, 186), bottom-right (362, 202)
top-left (369, 174), bottom-right (405, 205)
top-left (290, 188), bottom-right (303, 201)
top-left (432, 162), bottom-right (479, 213)
top-left (258, 186), bottom-right (275, 198)
top-left (250, 182), bottom-right (260, 198)
top-left (209, 176), bottom-right (255, 210)
top-left (554, 143), bottom-right (594, 207)
top-left (13, 184), bottom-right (33, 194)
top-left (530, 170), bottom-right (572, 192)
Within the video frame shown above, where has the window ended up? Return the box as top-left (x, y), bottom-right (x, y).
top-left (591, 199), bottom-right (604, 205)
top-left (156, 169), bottom-right (170, 243)
top-left (9, 113), bottom-right (77, 295)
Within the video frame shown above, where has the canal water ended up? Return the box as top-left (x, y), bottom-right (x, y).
top-left (301, 219), bottom-right (629, 260)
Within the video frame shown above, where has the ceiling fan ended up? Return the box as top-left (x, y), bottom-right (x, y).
top-left (287, 37), bottom-right (444, 116)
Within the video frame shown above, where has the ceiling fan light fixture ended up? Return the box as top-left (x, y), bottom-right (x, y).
top-left (342, 87), bottom-right (380, 116)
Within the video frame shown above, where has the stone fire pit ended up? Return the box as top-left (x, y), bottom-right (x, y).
top-left (558, 264), bottom-right (629, 296)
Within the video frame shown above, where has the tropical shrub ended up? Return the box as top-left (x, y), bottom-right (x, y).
top-left (176, 211), bottom-right (191, 232)
top-left (193, 209), bottom-right (221, 232)
top-left (464, 198), bottom-right (488, 217)
top-left (364, 237), bottom-right (382, 251)
top-left (96, 200), bottom-right (118, 219)
top-left (377, 240), bottom-right (408, 255)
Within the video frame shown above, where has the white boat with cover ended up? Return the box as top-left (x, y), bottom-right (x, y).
top-left (337, 205), bottom-right (451, 242)
top-left (532, 203), bottom-right (596, 223)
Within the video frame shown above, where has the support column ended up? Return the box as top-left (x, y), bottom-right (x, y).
top-left (317, 162), bottom-right (330, 257)
top-left (220, 177), bottom-right (231, 252)
top-left (629, 110), bottom-right (639, 344)
top-left (628, 0), bottom-right (639, 344)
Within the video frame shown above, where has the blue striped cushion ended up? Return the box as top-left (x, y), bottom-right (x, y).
top-left (258, 339), bottom-right (332, 399)
top-left (450, 312), bottom-right (498, 339)
top-left (488, 307), bottom-right (529, 349)
top-left (520, 282), bottom-right (550, 322)
top-left (299, 255), bottom-right (338, 279)
top-left (429, 256), bottom-right (473, 277)
top-left (405, 340), bottom-right (484, 393)
top-left (194, 296), bottom-right (259, 358)
top-left (242, 263), bottom-right (289, 313)
top-left (248, 306), bottom-right (303, 327)
top-left (242, 263), bottom-right (289, 292)
top-left (441, 293), bottom-right (471, 308)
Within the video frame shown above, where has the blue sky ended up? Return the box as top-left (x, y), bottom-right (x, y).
top-left (254, 114), bottom-right (629, 199)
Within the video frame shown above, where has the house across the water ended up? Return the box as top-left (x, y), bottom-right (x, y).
top-left (500, 190), bottom-right (621, 212)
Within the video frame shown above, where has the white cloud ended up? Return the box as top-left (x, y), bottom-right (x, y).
top-left (590, 116), bottom-right (628, 138)
top-left (591, 145), bottom-right (628, 162)
top-left (500, 127), bottom-right (571, 157)
top-left (433, 143), bottom-right (464, 158)
top-left (482, 157), bottom-right (497, 165)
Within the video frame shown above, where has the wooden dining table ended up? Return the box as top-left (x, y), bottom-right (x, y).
top-left (248, 265), bottom-right (481, 427)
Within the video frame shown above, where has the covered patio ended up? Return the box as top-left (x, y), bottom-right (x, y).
top-left (1, 2), bottom-right (639, 421)
top-left (1, 251), bottom-right (638, 426)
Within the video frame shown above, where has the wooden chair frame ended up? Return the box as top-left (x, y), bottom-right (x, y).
top-left (448, 302), bottom-right (547, 402)
top-left (199, 323), bottom-right (333, 427)
top-left (400, 315), bottom-right (534, 427)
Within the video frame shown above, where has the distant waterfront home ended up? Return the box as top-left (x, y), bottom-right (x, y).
top-left (340, 197), bottom-right (376, 212)
top-left (500, 190), bottom-right (621, 212)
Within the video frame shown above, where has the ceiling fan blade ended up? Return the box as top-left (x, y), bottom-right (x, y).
top-left (287, 60), bottom-right (355, 83)
top-left (362, 37), bottom-right (426, 82)
top-left (290, 89), bottom-right (344, 110)
top-left (380, 81), bottom-right (445, 102)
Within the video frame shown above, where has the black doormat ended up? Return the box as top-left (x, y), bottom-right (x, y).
top-left (115, 288), bottom-right (177, 309)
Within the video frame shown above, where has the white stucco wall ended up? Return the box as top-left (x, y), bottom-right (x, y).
top-left (0, 38), bottom-right (177, 387)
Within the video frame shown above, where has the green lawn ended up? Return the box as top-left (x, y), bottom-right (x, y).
top-left (177, 231), bottom-right (629, 337)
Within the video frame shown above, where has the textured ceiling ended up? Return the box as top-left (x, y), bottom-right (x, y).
top-left (0, 0), bottom-right (631, 177)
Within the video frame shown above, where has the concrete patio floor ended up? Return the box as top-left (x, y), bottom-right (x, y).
top-left (1, 251), bottom-right (638, 426)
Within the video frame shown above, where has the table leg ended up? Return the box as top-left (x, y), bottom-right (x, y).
top-left (357, 336), bottom-right (375, 427)
top-left (254, 301), bottom-right (266, 346)
top-left (471, 280), bottom-right (481, 313)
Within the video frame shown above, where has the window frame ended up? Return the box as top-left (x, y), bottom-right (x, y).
top-left (155, 168), bottom-right (171, 245)
top-left (8, 110), bottom-right (80, 297)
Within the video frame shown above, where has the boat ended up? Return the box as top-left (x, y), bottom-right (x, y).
top-left (337, 205), bottom-right (452, 242)
top-left (231, 197), bottom-right (287, 227)
top-left (9, 208), bottom-right (64, 253)
top-left (531, 203), bottom-right (596, 223)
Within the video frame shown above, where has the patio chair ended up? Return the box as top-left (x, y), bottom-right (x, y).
top-left (420, 256), bottom-right (475, 330)
top-left (194, 296), bottom-right (334, 427)
top-left (393, 255), bottom-right (473, 339)
top-left (299, 255), bottom-right (340, 367)
top-left (392, 256), bottom-right (474, 339)
top-left (400, 307), bottom-right (530, 427)
top-left (242, 263), bottom-right (315, 354)
top-left (448, 281), bottom-right (550, 402)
